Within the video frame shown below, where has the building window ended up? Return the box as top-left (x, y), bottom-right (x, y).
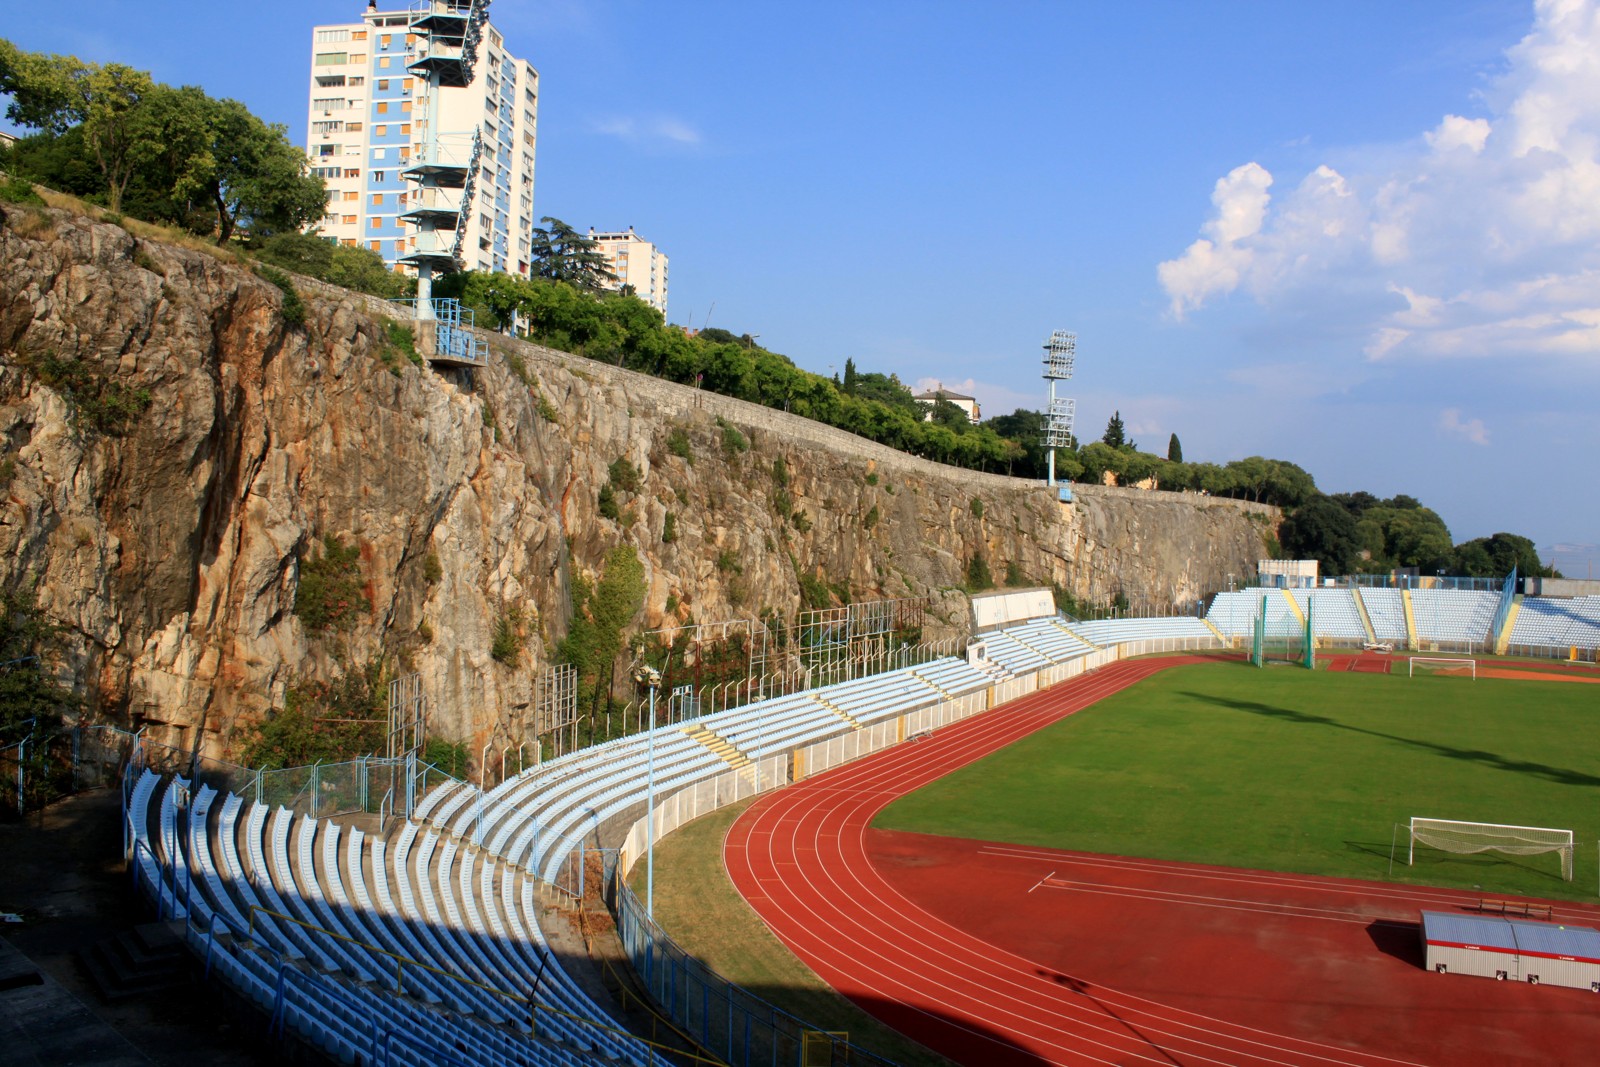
top-left (372, 171), bottom-right (385, 182)
top-left (346, 121), bottom-right (362, 132)
top-left (370, 241), bottom-right (382, 252)
top-left (400, 123), bottom-right (411, 135)
top-left (348, 76), bottom-right (365, 87)
top-left (376, 101), bottom-right (388, 114)
top-left (343, 215), bottom-right (357, 225)
top-left (378, 56), bottom-right (390, 68)
top-left (314, 52), bottom-right (348, 66)
top-left (400, 100), bottom-right (411, 113)
top-left (342, 191), bottom-right (359, 201)
top-left (374, 124), bottom-right (387, 135)
top-left (371, 193), bottom-right (384, 206)
top-left (344, 168), bottom-right (360, 178)
top-left (315, 28), bottom-right (350, 44)
top-left (380, 34), bottom-right (392, 49)
top-left (377, 79), bottom-right (389, 91)
top-left (352, 30), bottom-right (367, 41)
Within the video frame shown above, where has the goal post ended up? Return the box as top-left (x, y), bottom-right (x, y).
top-left (1408, 656), bottom-right (1476, 679)
top-left (1406, 817), bottom-right (1574, 881)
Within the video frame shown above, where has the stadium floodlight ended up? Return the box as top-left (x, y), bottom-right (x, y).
top-left (1041, 331), bottom-right (1078, 487)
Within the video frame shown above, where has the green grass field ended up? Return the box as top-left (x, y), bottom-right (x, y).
top-left (875, 662), bottom-right (1600, 901)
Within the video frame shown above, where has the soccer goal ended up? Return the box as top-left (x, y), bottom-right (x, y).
top-left (1401, 817), bottom-right (1574, 881)
top-left (1408, 656), bottom-right (1476, 679)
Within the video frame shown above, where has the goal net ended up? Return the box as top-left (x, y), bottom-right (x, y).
top-left (1408, 656), bottom-right (1476, 679)
top-left (1408, 817), bottom-right (1574, 881)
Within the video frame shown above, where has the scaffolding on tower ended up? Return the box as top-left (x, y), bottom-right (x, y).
top-left (1041, 330), bottom-right (1077, 490)
top-left (397, 0), bottom-right (490, 367)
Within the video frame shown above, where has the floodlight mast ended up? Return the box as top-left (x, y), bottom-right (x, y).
top-left (1041, 330), bottom-right (1077, 487)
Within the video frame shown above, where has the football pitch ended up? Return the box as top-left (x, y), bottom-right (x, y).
top-left (874, 660), bottom-right (1600, 901)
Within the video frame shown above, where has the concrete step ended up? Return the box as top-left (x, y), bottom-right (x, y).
top-left (75, 922), bottom-right (188, 1002)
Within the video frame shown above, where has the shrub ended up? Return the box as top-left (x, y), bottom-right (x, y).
top-left (791, 510), bottom-right (812, 533)
top-left (771, 456), bottom-right (790, 488)
top-left (16, 350), bottom-right (152, 436)
top-left (598, 482), bottom-right (619, 520)
top-left (667, 427), bottom-right (692, 463)
top-left (294, 534), bottom-right (366, 632)
top-left (423, 551), bottom-right (442, 584)
top-left (423, 736), bottom-right (470, 778)
top-left (608, 456), bottom-right (641, 493)
top-left (970, 497), bottom-right (984, 519)
top-left (0, 176), bottom-right (45, 206)
top-left (965, 553), bottom-right (993, 592)
top-left (662, 510), bottom-right (678, 544)
top-left (716, 548), bottom-right (742, 574)
top-left (256, 265), bottom-right (306, 326)
top-left (491, 609), bottom-right (523, 665)
top-left (1005, 560), bottom-right (1026, 586)
top-left (863, 506), bottom-right (879, 530)
top-left (864, 472), bottom-right (878, 486)
top-left (718, 418), bottom-right (748, 456)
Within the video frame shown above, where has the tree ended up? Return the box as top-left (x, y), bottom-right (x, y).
top-left (528, 217), bottom-right (618, 291)
top-left (1167, 433), bottom-right (1183, 463)
top-left (1452, 533), bottom-right (1550, 578)
top-left (1279, 496), bottom-right (1361, 575)
top-left (177, 95), bottom-right (325, 244)
top-left (1102, 410), bottom-right (1126, 450)
top-left (81, 63), bottom-right (155, 213)
top-left (842, 357), bottom-right (858, 395)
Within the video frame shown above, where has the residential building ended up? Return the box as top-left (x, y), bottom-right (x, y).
top-left (587, 227), bottom-right (669, 314)
top-left (304, 3), bottom-right (538, 277)
top-left (913, 384), bottom-right (980, 422)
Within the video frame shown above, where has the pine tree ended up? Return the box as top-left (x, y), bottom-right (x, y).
top-left (842, 357), bottom-right (858, 395)
top-left (1167, 433), bottom-right (1183, 463)
top-left (1102, 410), bottom-right (1126, 449)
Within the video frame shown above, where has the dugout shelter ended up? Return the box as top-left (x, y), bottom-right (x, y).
top-left (1421, 910), bottom-right (1600, 990)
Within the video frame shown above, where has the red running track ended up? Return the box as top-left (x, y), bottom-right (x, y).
top-left (725, 657), bottom-right (1426, 1067)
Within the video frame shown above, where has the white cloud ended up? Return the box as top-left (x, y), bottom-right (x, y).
top-left (1439, 408), bottom-right (1491, 445)
top-left (591, 114), bottom-right (703, 146)
top-left (1158, 0), bottom-right (1600, 361)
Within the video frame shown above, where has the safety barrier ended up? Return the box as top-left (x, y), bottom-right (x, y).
top-left (618, 755), bottom-right (789, 882)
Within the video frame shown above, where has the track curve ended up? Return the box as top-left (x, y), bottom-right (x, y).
top-left (725, 656), bottom-right (1422, 1067)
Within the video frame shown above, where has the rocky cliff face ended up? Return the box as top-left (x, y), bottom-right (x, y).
top-left (0, 204), bottom-right (1277, 760)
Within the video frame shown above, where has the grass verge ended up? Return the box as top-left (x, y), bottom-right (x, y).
top-left (628, 798), bottom-right (953, 1067)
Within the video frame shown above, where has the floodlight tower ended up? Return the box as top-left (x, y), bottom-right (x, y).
top-left (1041, 330), bottom-right (1077, 487)
top-left (400, 0), bottom-right (490, 317)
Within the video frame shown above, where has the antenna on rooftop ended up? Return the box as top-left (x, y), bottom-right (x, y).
top-left (1041, 330), bottom-right (1077, 489)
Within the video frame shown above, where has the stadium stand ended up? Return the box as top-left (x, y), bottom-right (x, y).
top-left (1067, 615), bottom-right (1217, 647)
top-left (1408, 589), bottom-right (1498, 649)
top-left (1356, 588), bottom-right (1410, 644)
top-left (1283, 589), bottom-right (1368, 642)
top-left (118, 615), bottom-right (1229, 1066)
top-left (1507, 595), bottom-right (1600, 652)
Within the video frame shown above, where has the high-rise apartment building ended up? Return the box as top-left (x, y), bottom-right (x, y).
top-left (305, 3), bottom-right (538, 277)
top-left (587, 228), bottom-right (669, 314)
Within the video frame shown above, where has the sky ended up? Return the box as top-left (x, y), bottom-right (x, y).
top-left (5, 1), bottom-right (1598, 572)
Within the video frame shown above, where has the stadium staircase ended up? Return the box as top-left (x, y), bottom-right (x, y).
top-left (1401, 589), bottom-right (1419, 649)
top-left (1280, 589), bottom-right (1305, 627)
top-left (1495, 595), bottom-right (1523, 655)
top-left (1201, 617), bottom-right (1228, 643)
top-left (1349, 588), bottom-right (1378, 644)
top-left (680, 722), bottom-right (751, 770)
top-left (811, 694), bottom-right (863, 730)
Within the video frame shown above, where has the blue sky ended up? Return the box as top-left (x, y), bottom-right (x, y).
top-left (7, 1), bottom-right (1598, 571)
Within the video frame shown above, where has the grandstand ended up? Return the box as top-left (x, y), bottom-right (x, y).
top-left (120, 608), bottom-right (1229, 1065)
top-left (1507, 595), bottom-right (1600, 656)
top-left (116, 578), bottom-right (1594, 1065)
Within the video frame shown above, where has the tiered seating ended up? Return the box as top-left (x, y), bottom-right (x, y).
top-left (1068, 616), bottom-right (1216, 646)
top-left (1409, 589), bottom-right (1497, 646)
top-left (980, 630), bottom-right (1053, 674)
top-left (127, 775), bottom-right (639, 1067)
top-left (1008, 619), bottom-right (1096, 660)
top-left (1359, 589), bottom-right (1410, 643)
top-left (1287, 589), bottom-right (1367, 641)
top-left (1206, 589), bottom-right (1300, 638)
top-left (1508, 596), bottom-right (1600, 650)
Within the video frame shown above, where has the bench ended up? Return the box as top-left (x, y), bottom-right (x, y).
top-left (1478, 898), bottom-right (1554, 921)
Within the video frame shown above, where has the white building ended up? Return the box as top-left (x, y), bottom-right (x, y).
top-left (912, 384), bottom-right (980, 423)
top-left (587, 227), bottom-right (669, 314)
top-left (305, 3), bottom-right (538, 277)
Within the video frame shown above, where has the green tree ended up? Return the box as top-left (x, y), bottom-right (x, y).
top-left (1452, 533), bottom-right (1551, 578)
top-left (1102, 410), bottom-right (1127, 450)
top-left (842, 357), bottom-right (858, 395)
top-left (1279, 495), bottom-right (1361, 575)
top-left (528, 217), bottom-right (618, 291)
top-left (1167, 433), bottom-right (1183, 463)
